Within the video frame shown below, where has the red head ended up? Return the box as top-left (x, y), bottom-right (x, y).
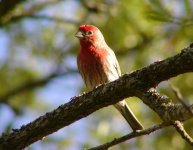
top-left (75, 25), bottom-right (106, 48)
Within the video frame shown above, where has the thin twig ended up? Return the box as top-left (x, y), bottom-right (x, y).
top-left (87, 123), bottom-right (168, 150)
top-left (172, 120), bottom-right (193, 146)
top-left (169, 82), bottom-right (193, 146)
top-left (169, 82), bottom-right (193, 116)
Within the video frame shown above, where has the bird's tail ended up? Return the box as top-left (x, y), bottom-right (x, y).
top-left (114, 100), bottom-right (144, 131)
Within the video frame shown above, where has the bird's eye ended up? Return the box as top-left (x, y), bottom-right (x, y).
top-left (85, 31), bottom-right (93, 35)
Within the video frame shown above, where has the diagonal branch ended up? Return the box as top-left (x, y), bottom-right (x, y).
top-left (173, 120), bottom-right (193, 146)
top-left (0, 46), bottom-right (193, 149)
top-left (169, 83), bottom-right (193, 116)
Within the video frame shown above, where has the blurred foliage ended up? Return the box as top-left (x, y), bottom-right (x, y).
top-left (0, 0), bottom-right (193, 149)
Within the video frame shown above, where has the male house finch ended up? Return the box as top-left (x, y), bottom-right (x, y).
top-left (75, 25), bottom-right (143, 131)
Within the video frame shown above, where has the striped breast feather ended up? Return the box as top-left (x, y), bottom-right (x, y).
top-left (77, 54), bottom-right (108, 90)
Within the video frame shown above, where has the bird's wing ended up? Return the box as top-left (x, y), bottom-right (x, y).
top-left (105, 47), bottom-right (121, 81)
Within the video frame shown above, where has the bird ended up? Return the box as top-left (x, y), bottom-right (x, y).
top-left (75, 25), bottom-right (143, 131)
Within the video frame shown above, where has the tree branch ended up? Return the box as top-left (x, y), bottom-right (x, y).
top-left (172, 120), bottom-right (193, 146)
top-left (87, 123), bottom-right (168, 150)
top-left (139, 88), bottom-right (193, 122)
top-left (0, 46), bottom-right (193, 149)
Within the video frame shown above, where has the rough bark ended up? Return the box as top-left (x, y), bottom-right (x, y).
top-left (0, 46), bottom-right (193, 150)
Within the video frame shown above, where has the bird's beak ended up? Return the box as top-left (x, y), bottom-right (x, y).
top-left (75, 31), bottom-right (84, 39)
